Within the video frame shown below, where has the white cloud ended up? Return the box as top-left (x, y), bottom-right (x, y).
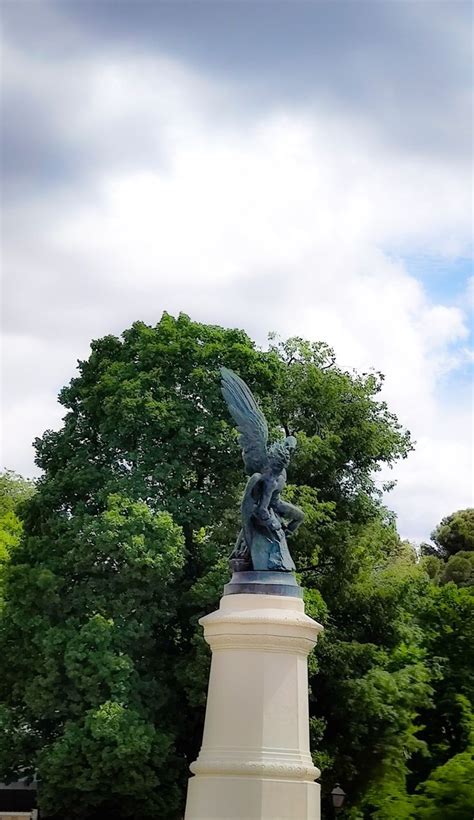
top-left (382, 400), bottom-right (473, 542)
top-left (1, 46), bottom-right (472, 540)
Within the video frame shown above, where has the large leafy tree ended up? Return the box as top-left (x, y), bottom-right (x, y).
top-left (0, 494), bottom-right (185, 819)
top-left (395, 507), bottom-right (474, 820)
top-left (430, 509), bottom-right (474, 558)
top-left (414, 748), bottom-right (474, 820)
top-left (0, 470), bottom-right (35, 515)
top-left (408, 581), bottom-right (474, 812)
top-left (0, 470), bottom-right (35, 605)
top-left (0, 313), bottom-right (418, 818)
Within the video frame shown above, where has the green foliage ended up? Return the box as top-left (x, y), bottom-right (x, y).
top-left (415, 504), bottom-right (474, 814)
top-left (440, 551), bottom-right (474, 587)
top-left (0, 511), bottom-right (22, 587)
top-left (409, 582), bottom-right (474, 786)
top-left (37, 701), bottom-right (180, 819)
top-left (431, 508), bottom-right (474, 558)
top-left (0, 493), bottom-right (185, 818)
top-left (313, 557), bottom-right (434, 818)
top-left (0, 470), bottom-right (35, 516)
top-left (413, 750), bottom-right (474, 819)
top-left (0, 470), bottom-right (35, 605)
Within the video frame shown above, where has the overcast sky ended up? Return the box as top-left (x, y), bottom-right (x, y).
top-left (1, 0), bottom-right (472, 541)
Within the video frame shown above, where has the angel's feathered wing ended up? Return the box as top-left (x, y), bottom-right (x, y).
top-left (220, 367), bottom-right (269, 475)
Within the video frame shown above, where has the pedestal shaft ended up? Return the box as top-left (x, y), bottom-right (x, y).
top-left (184, 593), bottom-right (323, 820)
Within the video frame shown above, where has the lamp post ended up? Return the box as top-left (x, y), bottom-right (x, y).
top-left (331, 784), bottom-right (346, 815)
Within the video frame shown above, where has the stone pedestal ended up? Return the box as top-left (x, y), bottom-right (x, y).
top-left (184, 589), bottom-right (323, 820)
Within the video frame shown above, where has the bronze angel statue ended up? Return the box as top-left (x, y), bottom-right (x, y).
top-left (220, 367), bottom-right (304, 573)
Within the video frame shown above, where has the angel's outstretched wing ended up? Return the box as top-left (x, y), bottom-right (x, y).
top-left (220, 367), bottom-right (269, 475)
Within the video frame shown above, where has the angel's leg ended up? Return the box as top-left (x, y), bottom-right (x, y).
top-left (273, 499), bottom-right (304, 534)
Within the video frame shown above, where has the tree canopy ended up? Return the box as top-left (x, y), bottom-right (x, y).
top-left (431, 509), bottom-right (474, 558)
top-left (0, 313), bottom-right (472, 820)
top-left (0, 471), bottom-right (35, 606)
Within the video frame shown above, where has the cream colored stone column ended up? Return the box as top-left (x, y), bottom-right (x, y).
top-left (184, 592), bottom-right (323, 820)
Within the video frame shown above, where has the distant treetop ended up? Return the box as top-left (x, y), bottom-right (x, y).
top-left (431, 508), bottom-right (474, 558)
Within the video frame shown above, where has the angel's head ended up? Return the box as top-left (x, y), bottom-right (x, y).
top-left (268, 435), bottom-right (297, 472)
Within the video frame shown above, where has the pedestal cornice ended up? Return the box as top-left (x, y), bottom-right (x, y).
top-left (200, 593), bottom-right (323, 656)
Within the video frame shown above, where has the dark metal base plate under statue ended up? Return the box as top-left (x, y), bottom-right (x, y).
top-left (224, 567), bottom-right (303, 598)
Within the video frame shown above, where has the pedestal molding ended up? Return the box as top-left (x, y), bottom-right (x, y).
top-left (201, 610), bottom-right (319, 627)
top-left (190, 758), bottom-right (321, 780)
top-left (208, 633), bottom-right (317, 655)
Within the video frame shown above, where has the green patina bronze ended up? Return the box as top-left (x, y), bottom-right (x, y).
top-left (220, 367), bottom-right (304, 575)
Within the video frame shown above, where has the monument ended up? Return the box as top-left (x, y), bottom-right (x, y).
top-left (184, 368), bottom-right (323, 820)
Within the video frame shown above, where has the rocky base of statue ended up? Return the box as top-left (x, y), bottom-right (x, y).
top-left (184, 577), bottom-right (323, 820)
